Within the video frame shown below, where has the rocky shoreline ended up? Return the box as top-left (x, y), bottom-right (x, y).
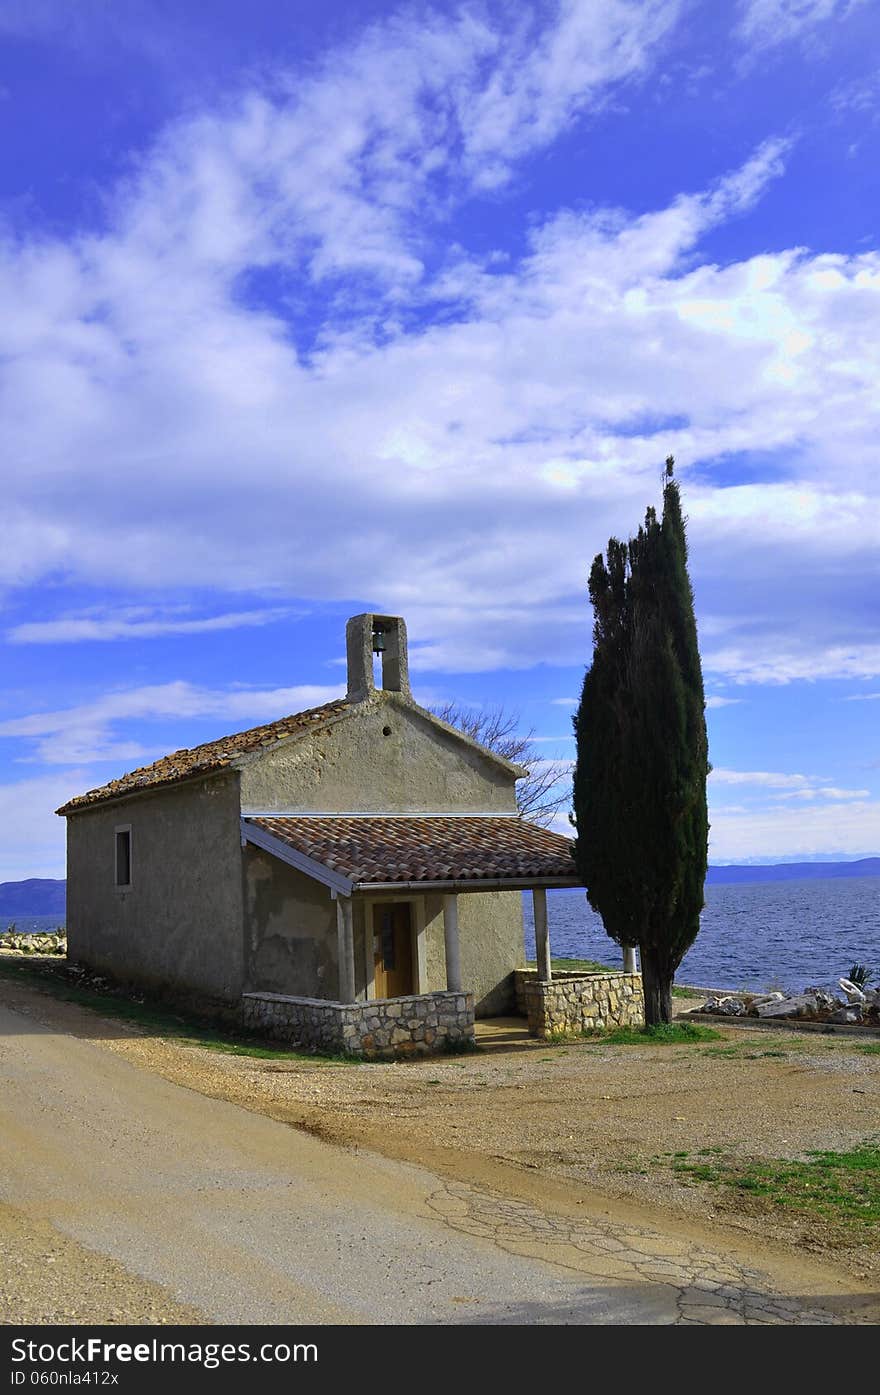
top-left (694, 974), bottom-right (879, 1027)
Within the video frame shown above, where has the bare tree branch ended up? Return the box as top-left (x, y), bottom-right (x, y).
top-left (430, 701), bottom-right (571, 828)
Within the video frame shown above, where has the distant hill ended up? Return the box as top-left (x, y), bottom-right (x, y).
top-left (0, 879), bottom-right (66, 916)
top-left (706, 858), bottom-right (880, 886)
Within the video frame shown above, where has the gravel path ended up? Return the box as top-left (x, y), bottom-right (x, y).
top-left (1, 976), bottom-right (878, 1325)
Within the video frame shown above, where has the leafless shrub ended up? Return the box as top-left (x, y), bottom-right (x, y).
top-left (430, 701), bottom-right (571, 827)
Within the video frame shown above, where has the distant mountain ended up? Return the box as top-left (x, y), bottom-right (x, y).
top-left (0, 879), bottom-right (66, 916)
top-left (706, 858), bottom-right (880, 886)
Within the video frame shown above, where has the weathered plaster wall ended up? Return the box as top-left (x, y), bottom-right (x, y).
top-left (243, 847), bottom-right (338, 998)
top-left (65, 774), bottom-right (244, 1001)
top-left (239, 695), bottom-right (518, 814)
top-left (423, 890), bottom-right (525, 1017)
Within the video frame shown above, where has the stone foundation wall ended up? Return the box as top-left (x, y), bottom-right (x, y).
top-left (514, 970), bottom-right (644, 1038)
top-left (242, 990), bottom-right (474, 1059)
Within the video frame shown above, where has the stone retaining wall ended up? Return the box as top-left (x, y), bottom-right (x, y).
top-left (514, 968), bottom-right (623, 1017)
top-left (514, 969), bottom-right (644, 1038)
top-left (242, 990), bottom-right (474, 1059)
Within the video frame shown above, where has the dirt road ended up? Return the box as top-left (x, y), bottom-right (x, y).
top-left (1, 982), bottom-right (877, 1325)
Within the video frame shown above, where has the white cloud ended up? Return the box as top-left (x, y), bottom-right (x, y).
top-left (709, 767), bottom-right (817, 788)
top-left (778, 785), bottom-right (870, 800)
top-left (458, 0), bottom-right (683, 183)
top-left (705, 695), bottom-right (743, 708)
top-left (735, 0), bottom-right (865, 49)
top-left (0, 2), bottom-right (875, 691)
top-left (550, 697), bottom-right (578, 707)
top-left (703, 642), bottom-right (880, 686)
top-left (0, 681), bottom-right (345, 765)
top-left (830, 71), bottom-right (880, 115)
top-left (709, 798), bottom-right (880, 861)
top-left (0, 772), bottom-right (81, 880)
top-left (7, 607), bottom-right (292, 644)
top-left (706, 768), bottom-right (879, 856)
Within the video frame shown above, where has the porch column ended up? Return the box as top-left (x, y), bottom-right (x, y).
top-left (533, 887), bottom-right (552, 982)
top-left (443, 894), bottom-right (462, 993)
top-left (337, 896), bottom-right (356, 1002)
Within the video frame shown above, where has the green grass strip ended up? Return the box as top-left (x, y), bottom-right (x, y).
top-left (673, 1145), bottom-right (880, 1227)
top-left (0, 954), bottom-right (352, 1064)
top-left (601, 1022), bottom-right (722, 1044)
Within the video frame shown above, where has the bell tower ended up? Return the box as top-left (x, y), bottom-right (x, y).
top-left (345, 614), bottom-right (411, 702)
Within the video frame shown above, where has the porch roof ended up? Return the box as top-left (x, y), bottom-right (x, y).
top-left (241, 813), bottom-right (580, 895)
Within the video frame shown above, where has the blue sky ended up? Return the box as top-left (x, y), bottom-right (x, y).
top-left (1, 0), bottom-right (879, 878)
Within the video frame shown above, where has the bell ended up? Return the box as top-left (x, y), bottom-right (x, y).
top-left (372, 627), bottom-right (386, 655)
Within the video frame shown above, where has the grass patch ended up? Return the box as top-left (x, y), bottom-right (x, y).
top-left (588, 1022), bottom-right (722, 1045)
top-left (0, 954), bottom-right (354, 1064)
top-left (700, 1043), bottom-right (788, 1059)
top-left (672, 1145), bottom-right (880, 1228)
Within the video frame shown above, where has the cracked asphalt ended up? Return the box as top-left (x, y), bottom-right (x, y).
top-left (1, 995), bottom-right (875, 1325)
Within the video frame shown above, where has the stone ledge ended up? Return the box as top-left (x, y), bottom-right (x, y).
top-left (688, 1010), bottom-right (880, 1040)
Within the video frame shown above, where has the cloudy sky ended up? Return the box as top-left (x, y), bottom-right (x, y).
top-left (1, 0), bottom-right (878, 878)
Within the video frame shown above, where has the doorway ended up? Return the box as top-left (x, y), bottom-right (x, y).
top-left (372, 902), bottom-right (414, 999)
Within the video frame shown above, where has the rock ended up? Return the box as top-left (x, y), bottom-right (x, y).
top-left (702, 996), bottom-right (746, 1016)
top-left (839, 978), bottom-right (867, 1005)
top-left (812, 989), bottom-right (839, 1012)
top-left (827, 1007), bottom-right (862, 1025)
top-left (748, 992), bottom-right (784, 1008)
top-left (756, 994), bottom-right (817, 1019)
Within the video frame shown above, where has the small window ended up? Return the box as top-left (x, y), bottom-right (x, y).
top-left (115, 827), bottom-right (131, 888)
top-left (380, 908), bottom-right (396, 970)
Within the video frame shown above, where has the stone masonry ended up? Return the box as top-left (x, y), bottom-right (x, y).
top-left (514, 969), bottom-right (644, 1038)
top-left (242, 990), bottom-right (474, 1059)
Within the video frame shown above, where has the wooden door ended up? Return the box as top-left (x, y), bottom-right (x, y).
top-left (373, 902), bottom-right (414, 999)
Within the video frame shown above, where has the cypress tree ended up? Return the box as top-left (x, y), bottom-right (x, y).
top-left (572, 459), bottom-right (709, 1025)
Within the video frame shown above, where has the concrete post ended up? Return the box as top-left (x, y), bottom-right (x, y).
top-left (443, 894), bottom-right (462, 993)
top-left (533, 887), bottom-right (551, 982)
top-left (623, 945), bottom-right (639, 974)
top-left (337, 896), bottom-right (356, 1002)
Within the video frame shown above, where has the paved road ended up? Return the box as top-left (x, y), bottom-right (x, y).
top-left (0, 1002), bottom-right (866, 1324)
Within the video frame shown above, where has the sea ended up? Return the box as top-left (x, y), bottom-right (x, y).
top-left (6, 875), bottom-right (880, 995)
top-left (522, 875), bottom-right (880, 994)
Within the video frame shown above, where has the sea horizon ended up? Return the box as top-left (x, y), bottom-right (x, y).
top-left (5, 868), bottom-right (879, 999)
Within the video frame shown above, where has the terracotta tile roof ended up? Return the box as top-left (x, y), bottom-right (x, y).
top-left (245, 815), bottom-right (578, 887)
top-left (57, 700), bottom-right (350, 815)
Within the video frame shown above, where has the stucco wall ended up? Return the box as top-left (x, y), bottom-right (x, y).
top-left (423, 890), bottom-right (525, 1017)
top-left (65, 773), bottom-right (244, 1002)
top-left (244, 846), bottom-right (340, 999)
top-left (239, 695), bottom-right (518, 813)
